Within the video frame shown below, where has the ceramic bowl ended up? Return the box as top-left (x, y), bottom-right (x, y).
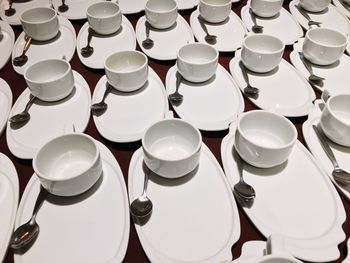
top-left (250, 0), bottom-right (283, 18)
top-left (33, 133), bottom-right (103, 196)
top-left (198, 0), bottom-right (232, 23)
top-left (145, 0), bottom-right (178, 29)
top-left (299, 0), bottom-right (331, 12)
top-left (142, 119), bottom-right (202, 178)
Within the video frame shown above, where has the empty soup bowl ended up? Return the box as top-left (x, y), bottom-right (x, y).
top-left (235, 110), bottom-right (297, 168)
top-left (199, 0), bottom-right (232, 23)
top-left (145, 0), bottom-right (178, 29)
top-left (142, 119), bottom-right (202, 178)
top-left (299, 0), bottom-right (331, 12)
top-left (33, 133), bottom-right (103, 196)
top-left (250, 0), bottom-right (283, 18)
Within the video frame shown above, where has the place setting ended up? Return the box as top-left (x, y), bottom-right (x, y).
top-left (51, 0), bottom-right (101, 20)
top-left (118, 0), bottom-right (198, 14)
top-left (0, 20), bottom-right (15, 71)
top-left (76, 2), bottom-right (136, 69)
top-left (0, 78), bottom-right (12, 136)
top-left (333, 0), bottom-right (350, 18)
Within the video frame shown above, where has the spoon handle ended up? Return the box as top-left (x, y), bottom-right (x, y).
top-left (299, 52), bottom-right (315, 77)
top-left (30, 186), bottom-right (49, 223)
top-left (234, 147), bottom-right (244, 183)
top-left (145, 21), bottom-right (150, 39)
top-left (239, 61), bottom-right (250, 87)
top-left (142, 166), bottom-right (150, 197)
top-left (22, 36), bottom-right (32, 56)
top-left (250, 9), bottom-right (259, 28)
top-left (24, 95), bottom-right (36, 113)
top-left (198, 15), bottom-right (209, 36)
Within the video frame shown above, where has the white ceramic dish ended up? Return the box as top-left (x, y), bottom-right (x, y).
top-left (240, 5), bottom-right (303, 46)
top-left (51, 0), bottom-right (100, 20)
top-left (333, 0), bottom-right (350, 19)
top-left (77, 17), bottom-right (136, 69)
top-left (190, 9), bottom-right (247, 52)
top-left (12, 16), bottom-right (76, 76)
top-left (92, 68), bottom-right (169, 143)
top-left (118, 0), bottom-right (198, 14)
top-left (229, 50), bottom-right (315, 117)
top-left (14, 140), bottom-right (129, 263)
top-left (0, 78), bottom-right (12, 136)
top-left (0, 153), bottom-right (19, 262)
top-left (0, 20), bottom-right (15, 70)
top-left (6, 71), bottom-right (91, 160)
top-left (0, 0), bottom-right (50, 25)
top-left (221, 124), bottom-right (346, 262)
top-left (136, 15), bottom-right (195, 61)
top-left (128, 144), bottom-right (240, 263)
top-left (166, 65), bottom-right (244, 131)
top-left (289, 0), bottom-right (350, 36)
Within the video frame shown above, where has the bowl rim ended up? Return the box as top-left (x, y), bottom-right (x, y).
top-left (105, 50), bottom-right (148, 74)
top-left (145, 0), bottom-right (178, 14)
top-left (305, 28), bottom-right (348, 49)
top-left (243, 34), bottom-right (285, 55)
top-left (326, 94), bottom-right (350, 126)
top-left (20, 7), bottom-right (57, 25)
top-left (87, 1), bottom-right (121, 19)
top-left (177, 43), bottom-right (219, 66)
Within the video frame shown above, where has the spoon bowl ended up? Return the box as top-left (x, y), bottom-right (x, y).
top-left (58, 2), bottom-right (69, 12)
top-left (91, 83), bottom-right (113, 115)
top-left (5, 0), bottom-right (16, 16)
top-left (81, 28), bottom-right (94, 58)
top-left (8, 95), bottom-right (36, 126)
top-left (198, 16), bottom-right (217, 45)
top-left (142, 22), bottom-right (154, 49)
top-left (333, 168), bottom-right (350, 184)
top-left (13, 36), bottom-right (32, 67)
top-left (168, 72), bottom-right (183, 105)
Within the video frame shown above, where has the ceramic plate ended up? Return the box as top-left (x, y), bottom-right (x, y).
top-left (136, 15), bottom-right (195, 61)
top-left (0, 153), bottom-right (19, 262)
top-left (229, 50), bottom-right (315, 117)
top-left (77, 17), bottom-right (136, 69)
top-left (333, 0), bottom-right (350, 19)
top-left (0, 78), bottom-right (12, 136)
top-left (52, 0), bottom-right (101, 20)
top-left (289, 0), bottom-right (350, 36)
top-left (240, 5), bottom-right (303, 45)
top-left (221, 124), bottom-right (346, 262)
top-left (0, 0), bottom-right (50, 25)
top-left (12, 16), bottom-right (76, 75)
top-left (232, 241), bottom-right (269, 263)
top-left (14, 140), bottom-right (129, 263)
top-left (128, 144), bottom-right (240, 263)
top-left (119, 0), bottom-right (198, 14)
top-left (92, 67), bottom-right (169, 143)
top-left (0, 20), bottom-right (15, 70)
top-left (190, 10), bottom-right (247, 52)
top-left (6, 71), bottom-right (91, 160)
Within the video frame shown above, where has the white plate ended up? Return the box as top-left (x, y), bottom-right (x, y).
top-left (333, 0), bottom-right (350, 19)
top-left (232, 241), bottom-right (269, 263)
top-left (0, 78), bottom-right (12, 136)
top-left (289, 0), bottom-right (350, 36)
top-left (12, 16), bottom-right (76, 75)
top-left (290, 39), bottom-right (350, 94)
top-left (52, 0), bottom-right (101, 20)
top-left (6, 71), bottom-right (91, 160)
top-left (0, 153), bottom-right (19, 262)
top-left (92, 67), bottom-right (169, 143)
top-left (221, 124), bottom-right (346, 262)
top-left (229, 50), bottom-right (315, 117)
top-left (14, 140), bottom-right (129, 263)
top-left (240, 5), bottom-right (303, 45)
top-left (77, 17), bottom-right (136, 69)
top-left (190, 9), bottom-right (247, 52)
top-left (165, 65), bottom-right (244, 131)
top-left (0, 0), bottom-right (50, 26)
top-left (119, 0), bottom-right (198, 14)
top-left (128, 144), bottom-right (240, 263)
top-left (136, 15), bottom-right (195, 61)
top-left (0, 20), bottom-right (14, 70)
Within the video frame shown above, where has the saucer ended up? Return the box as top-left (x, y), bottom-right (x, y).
top-left (6, 71), bottom-right (91, 160)
top-left (333, 0), bottom-right (350, 19)
top-left (289, 0), bottom-right (350, 35)
top-left (12, 16), bottom-right (76, 75)
top-left (136, 15), bottom-right (195, 61)
top-left (92, 67), bottom-right (169, 143)
top-left (0, 78), bottom-right (12, 136)
top-left (0, 20), bottom-right (14, 70)
top-left (166, 65), bottom-right (244, 131)
top-left (240, 5), bottom-right (303, 45)
top-left (0, 0), bottom-right (50, 25)
top-left (77, 17), bottom-right (136, 69)
top-left (230, 50), bottom-right (315, 117)
top-left (118, 0), bottom-right (198, 14)
top-left (52, 0), bottom-right (101, 20)
top-left (190, 9), bottom-right (247, 52)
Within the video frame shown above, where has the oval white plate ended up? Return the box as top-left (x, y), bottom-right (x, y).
top-left (166, 65), bottom-right (244, 131)
top-left (128, 144), bottom-right (240, 263)
top-left (230, 50), bottom-right (315, 117)
top-left (6, 71), bottom-right (91, 160)
top-left (0, 78), bottom-right (12, 136)
top-left (221, 125), bottom-right (346, 262)
top-left (333, 0), bottom-right (350, 19)
top-left (52, 0), bottom-right (101, 20)
top-left (0, 153), bottom-right (19, 262)
top-left (12, 16), bottom-right (76, 75)
top-left (136, 15), bottom-right (195, 61)
top-left (92, 67), bottom-right (169, 143)
top-left (0, 20), bottom-right (14, 70)
top-left (77, 17), bottom-right (136, 69)
top-left (119, 0), bottom-right (198, 14)
top-left (190, 10), bottom-right (247, 52)
top-left (14, 141), bottom-right (129, 263)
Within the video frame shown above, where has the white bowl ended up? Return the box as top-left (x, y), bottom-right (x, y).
top-left (250, 0), bottom-right (283, 18)
top-left (105, 51), bottom-right (149, 92)
top-left (145, 0), bottom-right (178, 29)
top-left (198, 0), bottom-right (232, 23)
top-left (176, 43), bottom-right (218, 83)
top-left (24, 59), bottom-right (74, 102)
top-left (235, 110), bottom-right (297, 168)
top-left (142, 119), bottom-right (202, 178)
top-left (33, 134), bottom-right (103, 196)
top-left (299, 0), bottom-right (331, 12)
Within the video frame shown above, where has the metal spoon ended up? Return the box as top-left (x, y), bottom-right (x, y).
top-left (8, 94), bottom-right (36, 125)
top-left (168, 72), bottom-right (183, 106)
top-left (58, 0), bottom-right (69, 12)
top-left (312, 125), bottom-right (350, 184)
top-left (10, 186), bottom-right (48, 250)
top-left (142, 21), bottom-right (154, 49)
top-left (13, 35), bottom-right (32, 67)
top-left (0, 25), bottom-right (3, 42)
top-left (298, 52), bottom-right (325, 84)
top-left (5, 0), bottom-right (16, 16)
top-left (239, 61), bottom-right (259, 99)
top-left (250, 9), bottom-right (263, 33)
top-left (81, 28), bottom-right (94, 58)
top-left (198, 15), bottom-right (217, 45)
top-left (91, 83), bottom-right (113, 115)
top-left (295, 4), bottom-right (321, 28)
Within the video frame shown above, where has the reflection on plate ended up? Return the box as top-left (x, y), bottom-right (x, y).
top-left (14, 141), bottom-right (129, 263)
top-left (128, 144), bottom-right (240, 263)
top-left (136, 15), bottom-right (195, 61)
top-left (221, 124), bottom-right (346, 262)
top-left (0, 20), bottom-right (15, 70)
top-left (52, 0), bottom-right (101, 20)
top-left (0, 78), bottom-right (12, 136)
top-left (333, 0), bottom-right (350, 19)
top-left (6, 71), bottom-right (91, 159)
top-left (190, 10), bottom-right (247, 52)
top-left (118, 0), bottom-right (198, 14)
top-left (77, 17), bottom-right (136, 69)
top-left (92, 68), bottom-right (169, 143)
top-left (230, 50), bottom-right (315, 117)
top-left (12, 16), bottom-right (76, 75)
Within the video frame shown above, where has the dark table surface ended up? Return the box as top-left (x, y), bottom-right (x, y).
top-left (1, 0), bottom-right (350, 262)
